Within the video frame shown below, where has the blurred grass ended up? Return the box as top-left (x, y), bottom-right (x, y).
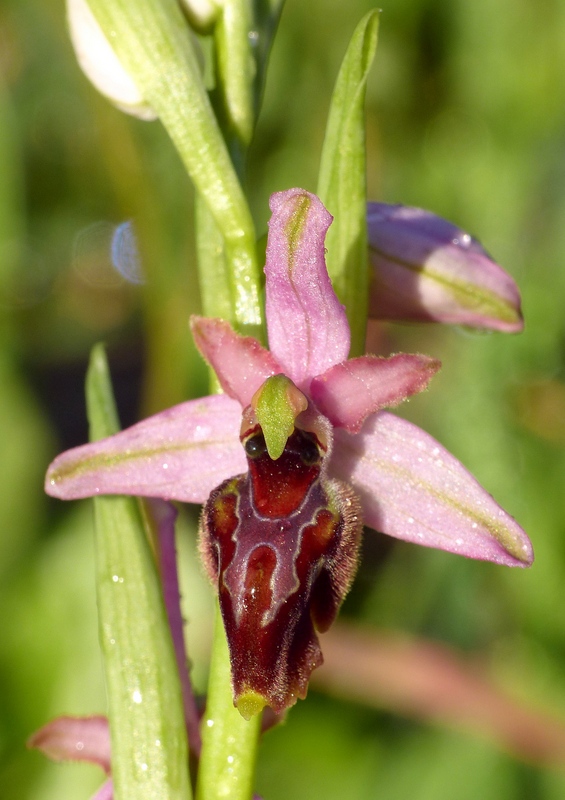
top-left (2, 0), bottom-right (565, 798)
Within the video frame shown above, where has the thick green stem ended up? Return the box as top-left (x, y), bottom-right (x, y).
top-left (196, 603), bottom-right (261, 800)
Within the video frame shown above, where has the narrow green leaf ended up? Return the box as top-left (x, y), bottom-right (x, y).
top-left (87, 0), bottom-right (262, 332)
top-left (248, 0), bottom-right (286, 127)
top-left (317, 10), bottom-right (379, 356)
top-left (196, 603), bottom-right (261, 800)
top-left (87, 345), bottom-right (191, 800)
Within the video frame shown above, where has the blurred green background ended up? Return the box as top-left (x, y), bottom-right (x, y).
top-left (2, 0), bottom-right (565, 798)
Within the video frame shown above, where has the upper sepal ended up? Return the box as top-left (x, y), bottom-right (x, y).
top-left (265, 189), bottom-right (351, 388)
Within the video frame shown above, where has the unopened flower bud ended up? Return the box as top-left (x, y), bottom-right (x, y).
top-left (368, 202), bottom-right (524, 332)
top-left (67, 0), bottom-right (157, 120)
top-left (178, 0), bottom-right (221, 32)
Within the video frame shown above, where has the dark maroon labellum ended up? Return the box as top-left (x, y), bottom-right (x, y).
top-left (200, 423), bottom-right (362, 718)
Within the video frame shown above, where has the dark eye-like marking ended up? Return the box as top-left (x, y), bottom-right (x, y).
top-left (300, 435), bottom-right (321, 466)
top-left (245, 434), bottom-right (267, 459)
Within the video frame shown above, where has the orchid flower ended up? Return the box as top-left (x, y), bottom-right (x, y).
top-left (45, 188), bottom-right (533, 716)
top-left (368, 202), bottom-right (524, 331)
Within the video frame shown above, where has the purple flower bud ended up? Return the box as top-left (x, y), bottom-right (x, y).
top-left (368, 203), bottom-right (524, 332)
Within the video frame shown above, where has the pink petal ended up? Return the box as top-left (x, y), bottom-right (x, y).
top-left (368, 202), bottom-right (524, 332)
top-left (91, 779), bottom-right (113, 800)
top-left (28, 715), bottom-right (111, 773)
top-left (190, 316), bottom-right (282, 407)
top-left (46, 394), bottom-right (246, 503)
top-left (265, 189), bottom-right (351, 388)
top-left (332, 412), bottom-right (533, 566)
top-left (310, 354), bottom-right (441, 433)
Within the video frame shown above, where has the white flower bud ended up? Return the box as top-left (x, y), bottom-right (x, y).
top-left (67, 0), bottom-right (157, 120)
top-left (178, 0), bottom-right (221, 32)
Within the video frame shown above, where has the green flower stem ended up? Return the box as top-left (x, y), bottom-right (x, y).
top-left (88, 0), bottom-right (262, 332)
top-left (87, 345), bottom-right (191, 800)
top-left (196, 603), bottom-right (261, 800)
top-left (213, 0), bottom-right (255, 147)
top-left (317, 10), bottom-right (379, 356)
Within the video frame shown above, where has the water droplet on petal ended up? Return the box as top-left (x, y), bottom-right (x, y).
top-left (452, 233), bottom-right (472, 249)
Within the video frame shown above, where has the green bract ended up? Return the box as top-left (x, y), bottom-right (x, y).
top-left (317, 10), bottom-right (379, 356)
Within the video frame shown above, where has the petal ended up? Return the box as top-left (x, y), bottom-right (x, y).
top-left (28, 715), bottom-right (111, 773)
top-left (190, 316), bottom-right (281, 407)
top-left (332, 412), bottom-right (533, 566)
top-left (91, 780), bottom-right (114, 800)
top-left (265, 189), bottom-right (351, 387)
top-left (310, 354), bottom-right (441, 433)
top-left (46, 394), bottom-right (246, 503)
top-left (368, 203), bottom-right (524, 332)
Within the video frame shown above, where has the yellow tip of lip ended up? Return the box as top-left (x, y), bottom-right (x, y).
top-left (236, 690), bottom-right (266, 720)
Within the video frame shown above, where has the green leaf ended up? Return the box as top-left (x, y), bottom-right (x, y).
top-left (317, 10), bottom-right (379, 357)
top-left (251, 0), bottom-right (285, 118)
top-left (87, 0), bottom-right (262, 332)
top-left (87, 345), bottom-right (191, 800)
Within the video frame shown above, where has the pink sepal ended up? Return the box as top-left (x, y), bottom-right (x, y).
top-left (265, 189), bottom-right (351, 388)
top-left (332, 412), bottom-right (533, 567)
top-left (28, 715), bottom-right (111, 773)
top-left (45, 394), bottom-right (246, 503)
top-left (310, 353), bottom-right (441, 433)
top-left (190, 316), bottom-right (282, 407)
